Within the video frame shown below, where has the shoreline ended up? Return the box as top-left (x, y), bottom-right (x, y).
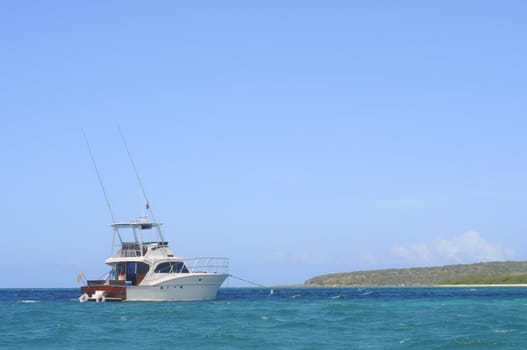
top-left (435, 284), bottom-right (527, 287)
top-left (304, 284), bottom-right (527, 288)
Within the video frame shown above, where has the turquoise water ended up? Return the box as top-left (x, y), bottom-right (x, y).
top-left (2, 287), bottom-right (527, 349)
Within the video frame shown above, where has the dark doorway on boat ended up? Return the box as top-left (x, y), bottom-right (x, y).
top-left (114, 262), bottom-right (150, 285)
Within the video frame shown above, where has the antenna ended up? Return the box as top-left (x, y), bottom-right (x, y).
top-left (117, 125), bottom-right (160, 228)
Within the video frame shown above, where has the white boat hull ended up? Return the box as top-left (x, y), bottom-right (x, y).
top-left (126, 273), bottom-right (228, 301)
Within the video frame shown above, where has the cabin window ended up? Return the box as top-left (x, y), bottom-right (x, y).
top-left (114, 262), bottom-right (149, 275)
top-left (136, 262), bottom-right (150, 274)
top-left (154, 262), bottom-right (189, 273)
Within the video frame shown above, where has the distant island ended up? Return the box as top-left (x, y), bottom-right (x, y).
top-left (305, 261), bottom-right (527, 286)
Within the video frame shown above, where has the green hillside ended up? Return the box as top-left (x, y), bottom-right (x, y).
top-left (305, 261), bottom-right (527, 286)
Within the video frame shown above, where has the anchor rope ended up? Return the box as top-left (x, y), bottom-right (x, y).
top-left (228, 274), bottom-right (268, 288)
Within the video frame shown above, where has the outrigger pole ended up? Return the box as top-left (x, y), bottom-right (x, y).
top-left (82, 129), bottom-right (122, 244)
top-left (117, 125), bottom-right (166, 242)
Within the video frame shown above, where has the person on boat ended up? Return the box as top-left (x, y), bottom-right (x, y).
top-left (118, 271), bottom-right (126, 281)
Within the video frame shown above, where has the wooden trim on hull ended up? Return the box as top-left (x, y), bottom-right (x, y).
top-left (81, 285), bottom-right (127, 301)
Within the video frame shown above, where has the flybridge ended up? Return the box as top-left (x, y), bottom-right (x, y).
top-left (109, 216), bottom-right (168, 257)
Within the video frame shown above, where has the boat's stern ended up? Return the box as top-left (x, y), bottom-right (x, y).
top-left (80, 280), bottom-right (127, 302)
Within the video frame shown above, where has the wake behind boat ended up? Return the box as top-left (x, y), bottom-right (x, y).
top-left (79, 216), bottom-right (229, 302)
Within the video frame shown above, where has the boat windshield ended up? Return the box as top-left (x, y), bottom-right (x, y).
top-left (154, 261), bottom-right (189, 274)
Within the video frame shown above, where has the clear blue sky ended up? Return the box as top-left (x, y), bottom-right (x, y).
top-left (1, 1), bottom-right (527, 287)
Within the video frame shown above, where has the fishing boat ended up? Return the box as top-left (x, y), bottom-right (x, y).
top-left (79, 216), bottom-right (229, 302)
top-left (79, 130), bottom-right (229, 302)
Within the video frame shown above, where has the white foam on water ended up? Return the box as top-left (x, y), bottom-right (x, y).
top-left (493, 329), bottom-right (516, 334)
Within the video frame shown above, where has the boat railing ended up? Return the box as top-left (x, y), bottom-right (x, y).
top-left (184, 257), bottom-right (229, 274)
top-left (118, 242), bottom-right (152, 257)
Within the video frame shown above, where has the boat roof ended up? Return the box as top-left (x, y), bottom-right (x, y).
top-left (109, 220), bottom-right (163, 229)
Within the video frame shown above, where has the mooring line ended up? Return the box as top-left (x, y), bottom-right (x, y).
top-left (228, 274), bottom-right (268, 288)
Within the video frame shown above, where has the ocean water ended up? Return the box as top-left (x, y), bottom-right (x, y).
top-left (2, 287), bottom-right (527, 349)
